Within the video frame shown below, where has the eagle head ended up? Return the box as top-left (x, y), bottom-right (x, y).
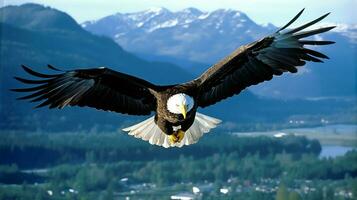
top-left (167, 93), bottom-right (194, 119)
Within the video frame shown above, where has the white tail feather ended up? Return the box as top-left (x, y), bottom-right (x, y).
top-left (122, 112), bottom-right (221, 148)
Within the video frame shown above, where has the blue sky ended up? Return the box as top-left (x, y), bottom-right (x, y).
top-left (2, 0), bottom-right (356, 25)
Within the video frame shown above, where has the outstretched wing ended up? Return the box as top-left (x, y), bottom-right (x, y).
top-left (12, 65), bottom-right (158, 115)
top-left (193, 9), bottom-right (335, 108)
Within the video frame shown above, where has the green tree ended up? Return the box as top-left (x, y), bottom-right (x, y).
top-left (308, 188), bottom-right (323, 200)
top-left (350, 179), bottom-right (357, 200)
top-left (103, 186), bottom-right (114, 200)
top-left (276, 184), bottom-right (289, 200)
top-left (324, 186), bottom-right (334, 200)
top-left (289, 191), bottom-right (302, 200)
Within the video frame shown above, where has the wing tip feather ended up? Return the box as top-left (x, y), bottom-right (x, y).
top-left (277, 8), bottom-right (305, 32)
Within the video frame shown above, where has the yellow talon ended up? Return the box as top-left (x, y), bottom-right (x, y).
top-left (168, 130), bottom-right (185, 144)
top-left (176, 130), bottom-right (185, 142)
top-left (169, 134), bottom-right (178, 144)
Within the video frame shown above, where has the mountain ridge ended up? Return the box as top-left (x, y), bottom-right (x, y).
top-left (0, 3), bottom-right (82, 32)
top-left (82, 7), bottom-right (357, 99)
top-left (82, 7), bottom-right (272, 60)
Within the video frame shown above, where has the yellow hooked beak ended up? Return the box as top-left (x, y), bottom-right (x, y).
top-left (180, 104), bottom-right (187, 119)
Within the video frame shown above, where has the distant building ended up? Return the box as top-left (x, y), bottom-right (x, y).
top-left (47, 190), bottom-right (53, 196)
top-left (192, 183), bottom-right (214, 194)
top-left (192, 186), bottom-right (200, 194)
top-left (68, 188), bottom-right (78, 194)
top-left (274, 132), bottom-right (287, 138)
top-left (220, 188), bottom-right (229, 194)
top-left (171, 193), bottom-right (195, 200)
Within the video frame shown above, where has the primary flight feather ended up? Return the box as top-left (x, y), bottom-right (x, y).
top-left (13, 9), bottom-right (335, 148)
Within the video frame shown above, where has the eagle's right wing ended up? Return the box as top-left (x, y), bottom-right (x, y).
top-left (12, 65), bottom-right (158, 115)
top-left (191, 9), bottom-right (335, 108)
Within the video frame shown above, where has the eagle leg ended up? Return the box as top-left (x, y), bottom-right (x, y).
top-left (168, 130), bottom-right (185, 144)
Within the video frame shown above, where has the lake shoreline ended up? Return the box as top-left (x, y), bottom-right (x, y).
top-left (233, 124), bottom-right (357, 147)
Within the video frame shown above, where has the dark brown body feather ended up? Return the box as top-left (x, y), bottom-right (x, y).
top-left (153, 85), bottom-right (198, 134)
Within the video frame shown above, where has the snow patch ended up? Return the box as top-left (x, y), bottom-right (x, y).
top-left (139, 7), bottom-right (168, 20)
top-left (126, 14), bottom-right (139, 21)
top-left (234, 12), bottom-right (241, 18)
top-left (115, 33), bottom-right (125, 38)
top-left (146, 7), bottom-right (166, 14)
top-left (81, 20), bottom-right (97, 28)
top-left (181, 8), bottom-right (201, 14)
top-left (185, 19), bottom-right (193, 24)
top-left (147, 19), bottom-right (178, 32)
top-left (198, 13), bottom-right (210, 20)
top-left (137, 22), bottom-right (144, 27)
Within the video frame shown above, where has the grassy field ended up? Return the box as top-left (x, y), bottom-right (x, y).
top-left (233, 124), bottom-right (357, 146)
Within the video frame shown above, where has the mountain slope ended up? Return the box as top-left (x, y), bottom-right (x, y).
top-left (82, 8), bottom-right (357, 99)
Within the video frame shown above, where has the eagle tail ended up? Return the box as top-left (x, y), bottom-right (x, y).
top-left (122, 112), bottom-right (221, 148)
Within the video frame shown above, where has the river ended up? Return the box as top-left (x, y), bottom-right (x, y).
top-left (320, 145), bottom-right (355, 158)
top-left (233, 124), bottom-right (357, 158)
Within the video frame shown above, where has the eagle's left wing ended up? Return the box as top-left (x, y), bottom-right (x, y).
top-left (12, 65), bottom-right (158, 115)
top-left (192, 9), bottom-right (335, 108)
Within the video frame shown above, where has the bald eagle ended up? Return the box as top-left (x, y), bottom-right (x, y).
top-left (13, 9), bottom-right (335, 148)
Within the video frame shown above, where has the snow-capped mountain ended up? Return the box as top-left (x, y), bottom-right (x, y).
top-left (82, 7), bottom-right (275, 64)
top-left (82, 8), bottom-right (356, 99)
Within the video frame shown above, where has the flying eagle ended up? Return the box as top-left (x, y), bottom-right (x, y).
top-left (13, 9), bottom-right (335, 148)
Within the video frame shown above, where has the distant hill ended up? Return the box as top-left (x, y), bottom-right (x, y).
top-left (0, 4), bottom-right (355, 132)
top-left (82, 7), bottom-right (357, 99)
top-left (0, 3), bottom-right (82, 32)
